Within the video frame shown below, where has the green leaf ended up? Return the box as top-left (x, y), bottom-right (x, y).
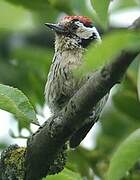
top-left (137, 56), bottom-right (140, 102)
top-left (0, 84), bottom-right (38, 129)
top-left (106, 128), bottom-right (140, 180)
top-left (42, 168), bottom-right (82, 180)
top-left (91, 0), bottom-right (110, 29)
top-left (76, 30), bottom-right (140, 76)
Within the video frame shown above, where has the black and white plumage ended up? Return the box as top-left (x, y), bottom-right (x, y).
top-left (45, 16), bottom-right (108, 148)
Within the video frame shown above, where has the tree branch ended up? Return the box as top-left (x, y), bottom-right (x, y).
top-left (24, 50), bottom-right (139, 180)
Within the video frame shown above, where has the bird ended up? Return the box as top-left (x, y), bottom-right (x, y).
top-left (45, 16), bottom-right (108, 148)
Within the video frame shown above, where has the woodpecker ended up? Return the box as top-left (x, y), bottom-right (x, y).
top-left (45, 16), bottom-right (108, 148)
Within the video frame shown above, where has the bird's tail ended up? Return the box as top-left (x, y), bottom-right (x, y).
top-left (69, 119), bottom-right (97, 148)
top-left (69, 94), bottom-right (108, 148)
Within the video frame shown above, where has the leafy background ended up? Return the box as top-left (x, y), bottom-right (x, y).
top-left (0, 0), bottom-right (140, 179)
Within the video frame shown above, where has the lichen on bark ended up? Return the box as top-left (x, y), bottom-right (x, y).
top-left (0, 144), bottom-right (26, 180)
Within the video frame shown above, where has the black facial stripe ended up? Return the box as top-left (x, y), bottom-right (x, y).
top-left (79, 32), bottom-right (97, 48)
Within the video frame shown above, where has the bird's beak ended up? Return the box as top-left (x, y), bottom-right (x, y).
top-left (45, 23), bottom-right (67, 34)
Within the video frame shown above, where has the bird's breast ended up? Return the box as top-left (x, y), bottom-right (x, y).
top-left (45, 49), bottom-right (84, 112)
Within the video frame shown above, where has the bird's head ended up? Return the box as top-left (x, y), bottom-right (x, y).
top-left (45, 16), bottom-right (101, 50)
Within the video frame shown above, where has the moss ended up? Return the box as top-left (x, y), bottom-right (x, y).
top-left (0, 144), bottom-right (26, 180)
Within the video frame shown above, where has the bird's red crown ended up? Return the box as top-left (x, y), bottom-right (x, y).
top-left (63, 16), bottom-right (92, 27)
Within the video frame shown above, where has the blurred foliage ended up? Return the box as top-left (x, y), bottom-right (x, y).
top-left (107, 128), bottom-right (140, 180)
top-left (0, 0), bottom-right (140, 179)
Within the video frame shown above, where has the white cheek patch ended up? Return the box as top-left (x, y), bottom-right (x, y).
top-left (75, 21), bottom-right (101, 42)
top-left (91, 27), bottom-right (101, 42)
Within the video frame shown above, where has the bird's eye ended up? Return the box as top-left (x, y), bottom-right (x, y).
top-left (71, 22), bottom-right (79, 30)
